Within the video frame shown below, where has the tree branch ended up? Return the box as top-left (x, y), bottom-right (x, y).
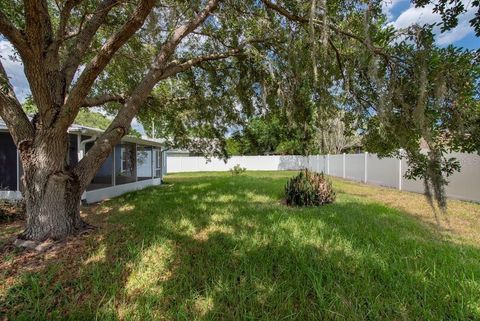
top-left (261, 0), bottom-right (303, 22)
top-left (21, 0), bottom-right (69, 125)
top-left (73, 0), bottom-right (220, 189)
top-left (24, 0), bottom-right (54, 53)
top-left (0, 61), bottom-right (34, 147)
top-left (82, 94), bottom-right (126, 107)
top-left (161, 48), bottom-right (244, 80)
top-left (61, 0), bottom-right (119, 89)
top-left (60, 0), bottom-right (155, 127)
top-left (153, 0), bottom-right (221, 64)
top-left (328, 38), bottom-right (345, 83)
top-left (0, 10), bottom-right (30, 58)
top-left (261, 0), bottom-right (392, 61)
top-left (56, 0), bottom-right (82, 43)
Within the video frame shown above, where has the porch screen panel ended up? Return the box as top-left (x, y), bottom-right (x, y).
top-left (0, 132), bottom-right (17, 190)
top-left (115, 143), bottom-right (136, 185)
top-left (68, 134), bottom-right (78, 166)
top-left (85, 142), bottom-right (114, 191)
top-left (137, 145), bottom-right (152, 181)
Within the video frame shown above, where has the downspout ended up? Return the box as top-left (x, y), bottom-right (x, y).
top-left (78, 135), bottom-right (97, 160)
top-left (78, 134), bottom-right (97, 202)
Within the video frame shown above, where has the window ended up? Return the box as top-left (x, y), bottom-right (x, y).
top-left (115, 143), bottom-right (136, 185)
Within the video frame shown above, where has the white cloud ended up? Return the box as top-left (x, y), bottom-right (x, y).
top-left (131, 117), bottom-right (146, 135)
top-left (390, 1), bottom-right (476, 46)
top-left (382, 0), bottom-right (408, 21)
top-left (0, 40), bottom-right (30, 102)
top-left (392, 4), bottom-right (437, 27)
top-left (436, 19), bottom-right (473, 45)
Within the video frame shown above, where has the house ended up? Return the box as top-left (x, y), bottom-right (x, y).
top-left (0, 119), bottom-right (166, 204)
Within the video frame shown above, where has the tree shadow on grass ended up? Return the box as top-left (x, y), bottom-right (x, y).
top-left (2, 173), bottom-right (480, 320)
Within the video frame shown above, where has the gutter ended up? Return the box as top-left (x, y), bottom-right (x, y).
top-left (78, 135), bottom-right (97, 160)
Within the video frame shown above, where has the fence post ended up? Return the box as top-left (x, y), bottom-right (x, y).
top-left (327, 154), bottom-right (330, 175)
top-left (398, 158), bottom-right (402, 190)
top-left (364, 152), bottom-right (368, 183)
top-left (343, 153), bottom-right (346, 178)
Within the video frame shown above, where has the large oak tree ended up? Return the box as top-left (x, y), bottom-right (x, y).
top-left (0, 0), bottom-right (478, 241)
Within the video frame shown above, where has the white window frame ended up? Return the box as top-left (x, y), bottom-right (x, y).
top-left (120, 146), bottom-right (127, 174)
top-left (154, 148), bottom-right (162, 178)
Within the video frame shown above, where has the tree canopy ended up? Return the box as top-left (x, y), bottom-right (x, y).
top-left (0, 0), bottom-right (478, 241)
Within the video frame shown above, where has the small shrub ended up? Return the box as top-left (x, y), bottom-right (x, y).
top-left (285, 169), bottom-right (336, 206)
top-left (230, 164), bottom-right (246, 176)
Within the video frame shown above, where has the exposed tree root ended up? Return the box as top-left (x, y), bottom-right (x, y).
top-left (15, 219), bottom-right (96, 249)
top-left (13, 238), bottom-right (55, 252)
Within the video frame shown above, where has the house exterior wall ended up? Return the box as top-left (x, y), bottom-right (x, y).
top-left (85, 178), bottom-right (162, 203)
top-left (0, 130), bottom-right (164, 204)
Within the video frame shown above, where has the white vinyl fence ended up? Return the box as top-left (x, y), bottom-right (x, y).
top-left (166, 153), bottom-right (480, 203)
top-left (166, 155), bottom-right (308, 173)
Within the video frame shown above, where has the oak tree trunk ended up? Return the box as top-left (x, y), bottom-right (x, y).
top-left (18, 131), bottom-right (90, 242)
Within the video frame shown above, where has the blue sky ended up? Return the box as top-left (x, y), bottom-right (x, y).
top-left (383, 0), bottom-right (479, 49)
top-left (0, 1), bottom-right (478, 103)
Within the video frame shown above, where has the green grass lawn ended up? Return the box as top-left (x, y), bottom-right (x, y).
top-left (1, 171), bottom-right (480, 320)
